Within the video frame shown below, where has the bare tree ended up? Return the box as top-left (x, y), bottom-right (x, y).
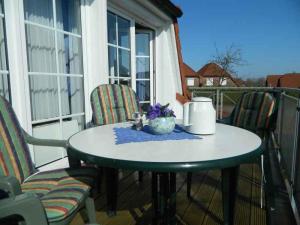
top-left (210, 44), bottom-right (245, 86)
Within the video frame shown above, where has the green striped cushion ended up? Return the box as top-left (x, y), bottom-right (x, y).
top-left (0, 96), bottom-right (35, 183)
top-left (22, 167), bottom-right (98, 222)
top-left (232, 92), bottom-right (275, 132)
top-left (90, 84), bottom-right (140, 126)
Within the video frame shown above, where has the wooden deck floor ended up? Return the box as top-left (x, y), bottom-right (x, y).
top-left (71, 163), bottom-right (266, 225)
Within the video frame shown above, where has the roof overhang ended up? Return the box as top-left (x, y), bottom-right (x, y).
top-left (149, 0), bottom-right (183, 19)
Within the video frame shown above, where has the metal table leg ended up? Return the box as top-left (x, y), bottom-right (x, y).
top-left (152, 172), bottom-right (177, 225)
top-left (221, 166), bottom-right (239, 225)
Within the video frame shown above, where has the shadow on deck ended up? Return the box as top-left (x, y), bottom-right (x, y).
top-left (71, 163), bottom-right (266, 225)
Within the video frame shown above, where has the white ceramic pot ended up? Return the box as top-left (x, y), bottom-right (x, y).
top-left (183, 97), bottom-right (216, 134)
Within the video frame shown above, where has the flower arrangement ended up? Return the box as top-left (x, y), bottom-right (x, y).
top-left (146, 103), bottom-right (176, 135)
top-left (146, 103), bottom-right (176, 120)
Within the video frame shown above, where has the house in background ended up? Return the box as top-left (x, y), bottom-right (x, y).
top-left (266, 73), bottom-right (300, 88)
top-left (183, 62), bottom-right (201, 87)
top-left (0, 0), bottom-right (185, 168)
top-left (197, 63), bottom-right (240, 87)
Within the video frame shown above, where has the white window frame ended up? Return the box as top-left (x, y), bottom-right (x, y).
top-left (107, 9), bottom-right (134, 86)
top-left (2, 0), bottom-right (89, 163)
top-left (23, 0), bottom-right (85, 128)
top-left (135, 29), bottom-right (154, 106)
top-left (107, 5), bottom-right (156, 106)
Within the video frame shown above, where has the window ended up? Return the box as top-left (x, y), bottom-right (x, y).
top-left (0, 0), bottom-right (10, 101)
top-left (206, 78), bottom-right (213, 86)
top-left (187, 78), bottom-right (195, 86)
top-left (107, 11), bottom-right (131, 85)
top-left (24, 0), bottom-right (85, 166)
top-left (136, 31), bottom-right (152, 111)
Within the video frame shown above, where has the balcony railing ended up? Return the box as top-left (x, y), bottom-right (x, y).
top-left (189, 86), bottom-right (300, 224)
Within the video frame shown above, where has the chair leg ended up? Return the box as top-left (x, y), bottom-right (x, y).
top-left (85, 196), bottom-right (97, 224)
top-left (187, 172), bottom-right (192, 199)
top-left (138, 171), bottom-right (144, 182)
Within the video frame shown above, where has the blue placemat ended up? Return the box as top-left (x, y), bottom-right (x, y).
top-left (113, 124), bottom-right (201, 145)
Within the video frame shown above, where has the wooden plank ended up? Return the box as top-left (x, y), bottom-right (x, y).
top-left (250, 164), bottom-right (266, 225)
top-left (70, 164), bottom-right (266, 225)
top-left (182, 170), bottom-right (221, 225)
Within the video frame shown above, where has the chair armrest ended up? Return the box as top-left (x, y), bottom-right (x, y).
top-left (0, 176), bottom-right (22, 198)
top-left (0, 193), bottom-right (48, 225)
top-left (22, 129), bottom-right (67, 148)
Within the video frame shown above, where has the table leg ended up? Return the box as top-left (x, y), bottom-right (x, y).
top-left (151, 172), bottom-right (177, 225)
top-left (221, 166), bottom-right (239, 225)
top-left (106, 167), bottom-right (118, 217)
top-left (152, 172), bottom-right (159, 224)
top-left (169, 173), bottom-right (177, 225)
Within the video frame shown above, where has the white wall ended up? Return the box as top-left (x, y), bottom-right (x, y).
top-left (155, 24), bottom-right (183, 119)
top-left (82, 0), bottom-right (109, 123)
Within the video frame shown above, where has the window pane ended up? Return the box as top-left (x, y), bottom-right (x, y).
top-left (24, 0), bottom-right (54, 27)
top-left (0, 17), bottom-right (7, 70)
top-left (136, 33), bottom-right (150, 56)
top-left (57, 34), bottom-right (83, 74)
top-left (136, 57), bottom-right (150, 79)
top-left (29, 75), bottom-right (59, 121)
top-left (0, 73), bottom-right (10, 100)
top-left (118, 16), bottom-right (130, 48)
top-left (56, 0), bottom-right (81, 34)
top-left (107, 12), bottom-right (116, 45)
top-left (108, 46), bottom-right (117, 77)
top-left (119, 49), bottom-right (130, 77)
top-left (136, 80), bottom-right (150, 101)
top-left (25, 25), bottom-right (56, 73)
top-left (60, 76), bottom-right (84, 116)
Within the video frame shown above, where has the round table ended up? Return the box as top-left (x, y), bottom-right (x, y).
top-left (68, 122), bottom-right (262, 225)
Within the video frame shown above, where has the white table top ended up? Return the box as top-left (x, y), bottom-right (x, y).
top-left (68, 122), bottom-right (262, 171)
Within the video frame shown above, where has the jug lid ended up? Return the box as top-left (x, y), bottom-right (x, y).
top-left (191, 97), bottom-right (212, 102)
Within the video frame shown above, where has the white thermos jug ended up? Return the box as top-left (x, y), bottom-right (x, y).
top-left (183, 97), bottom-right (216, 134)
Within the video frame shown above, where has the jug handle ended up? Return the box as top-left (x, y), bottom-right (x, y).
top-left (183, 102), bottom-right (192, 126)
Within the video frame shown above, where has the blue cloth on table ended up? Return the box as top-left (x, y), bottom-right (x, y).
top-left (113, 124), bottom-right (201, 145)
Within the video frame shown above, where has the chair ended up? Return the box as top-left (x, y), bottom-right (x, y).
top-left (90, 84), bottom-right (143, 216)
top-left (0, 96), bottom-right (99, 225)
top-left (186, 91), bottom-right (277, 199)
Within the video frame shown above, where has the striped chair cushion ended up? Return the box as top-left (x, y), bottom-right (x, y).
top-left (0, 96), bottom-right (35, 183)
top-left (232, 92), bottom-right (275, 132)
top-left (22, 167), bottom-right (98, 223)
top-left (90, 84), bottom-right (140, 126)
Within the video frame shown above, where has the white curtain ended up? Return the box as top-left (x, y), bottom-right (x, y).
top-left (25, 0), bottom-right (84, 121)
top-left (56, 0), bottom-right (83, 116)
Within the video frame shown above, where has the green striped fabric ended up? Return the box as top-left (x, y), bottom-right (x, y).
top-left (90, 84), bottom-right (140, 126)
top-left (22, 167), bottom-right (98, 222)
top-left (0, 96), bottom-right (35, 183)
top-left (232, 92), bottom-right (275, 132)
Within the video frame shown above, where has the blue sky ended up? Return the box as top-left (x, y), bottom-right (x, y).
top-left (172, 0), bottom-right (300, 78)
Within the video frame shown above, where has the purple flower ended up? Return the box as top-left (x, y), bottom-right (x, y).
top-left (146, 103), bottom-right (176, 120)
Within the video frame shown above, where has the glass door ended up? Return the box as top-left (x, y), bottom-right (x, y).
top-left (135, 30), bottom-right (153, 111)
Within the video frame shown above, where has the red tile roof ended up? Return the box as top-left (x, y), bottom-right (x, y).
top-left (183, 63), bottom-right (197, 78)
top-left (278, 74), bottom-right (300, 88)
top-left (266, 75), bottom-right (282, 87)
top-left (196, 63), bottom-right (240, 86)
top-left (197, 63), bottom-right (231, 78)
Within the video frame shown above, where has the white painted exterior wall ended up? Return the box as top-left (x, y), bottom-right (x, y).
top-left (2, 0), bottom-right (183, 166)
